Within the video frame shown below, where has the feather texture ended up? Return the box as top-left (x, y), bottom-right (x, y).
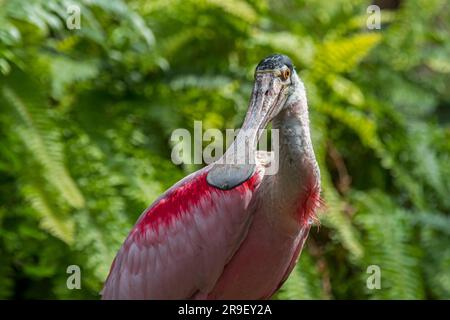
top-left (101, 166), bottom-right (264, 299)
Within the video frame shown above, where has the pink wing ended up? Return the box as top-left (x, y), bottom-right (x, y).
top-left (101, 166), bottom-right (264, 299)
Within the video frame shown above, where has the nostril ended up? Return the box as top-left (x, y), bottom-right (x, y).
top-left (264, 90), bottom-right (269, 96)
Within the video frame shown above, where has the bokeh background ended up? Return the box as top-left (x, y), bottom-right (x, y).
top-left (0, 0), bottom-right (449, 299)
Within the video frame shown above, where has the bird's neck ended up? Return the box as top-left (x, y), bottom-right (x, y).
top-left (269, 81), bottom-right (320, 223)
top-left (273, 100), bottom-right (318, 180)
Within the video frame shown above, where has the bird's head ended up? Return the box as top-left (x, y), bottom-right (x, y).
top-left (241, 53), bottom-right (300, 133)
top-left (207, 54), bottom-right (305, 190)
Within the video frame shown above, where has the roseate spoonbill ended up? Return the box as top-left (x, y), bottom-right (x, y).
top-left (101, 54), bottom-right (321, 299)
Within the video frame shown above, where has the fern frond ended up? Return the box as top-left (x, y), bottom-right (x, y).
top-left (21, 183), bottom-right (74, 244)
top-left (312, 33), bottom-right (381, 77)
top-left (315, 102), bottom-right (382, 152)
top-left (204, 0), bottom-right (257, 23)
top-left (2, 85), bottom-right (85, 208)
top-left (355, 192), bottom-right (425, 299)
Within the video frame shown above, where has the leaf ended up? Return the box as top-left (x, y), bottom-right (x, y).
top-left (315, 102), bottom-right (382, 152)
top-left (22, 183), bottom-right (74, 244)
top-left (2, 85), bottom-right (85, 209)
top-left (49, 56), bottom-right (99, 99)
top-left (312, 33), bottom-right (382, 76)
top-left (326, 74), bottom-right (365, 107)
top-left (204, 0), bottom-right (257, 23)
top-left (354, 192), bottom-right (425, 299)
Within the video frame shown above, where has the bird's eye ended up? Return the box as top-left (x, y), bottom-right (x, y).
top-left (280, 68), bottom-right (290, 81)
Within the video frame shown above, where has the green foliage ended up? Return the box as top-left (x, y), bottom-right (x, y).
top-left (0, 0), bottom-right (449, 299)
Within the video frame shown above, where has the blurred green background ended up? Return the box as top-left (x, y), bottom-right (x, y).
top-left (0, 0), bottom-right (449, 299)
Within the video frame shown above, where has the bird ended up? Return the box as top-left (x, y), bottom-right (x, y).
top-left (101, 54), bottom-right (322, 300)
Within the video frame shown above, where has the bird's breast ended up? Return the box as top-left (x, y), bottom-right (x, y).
top-left (207, 192), bottom-right (311, 299)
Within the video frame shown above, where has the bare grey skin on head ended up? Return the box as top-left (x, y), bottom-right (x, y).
top-left (207, 54), bottom-right (297, 190)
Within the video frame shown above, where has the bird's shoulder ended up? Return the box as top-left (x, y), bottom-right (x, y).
top-left (134, 165), bottom-right (263, 233)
